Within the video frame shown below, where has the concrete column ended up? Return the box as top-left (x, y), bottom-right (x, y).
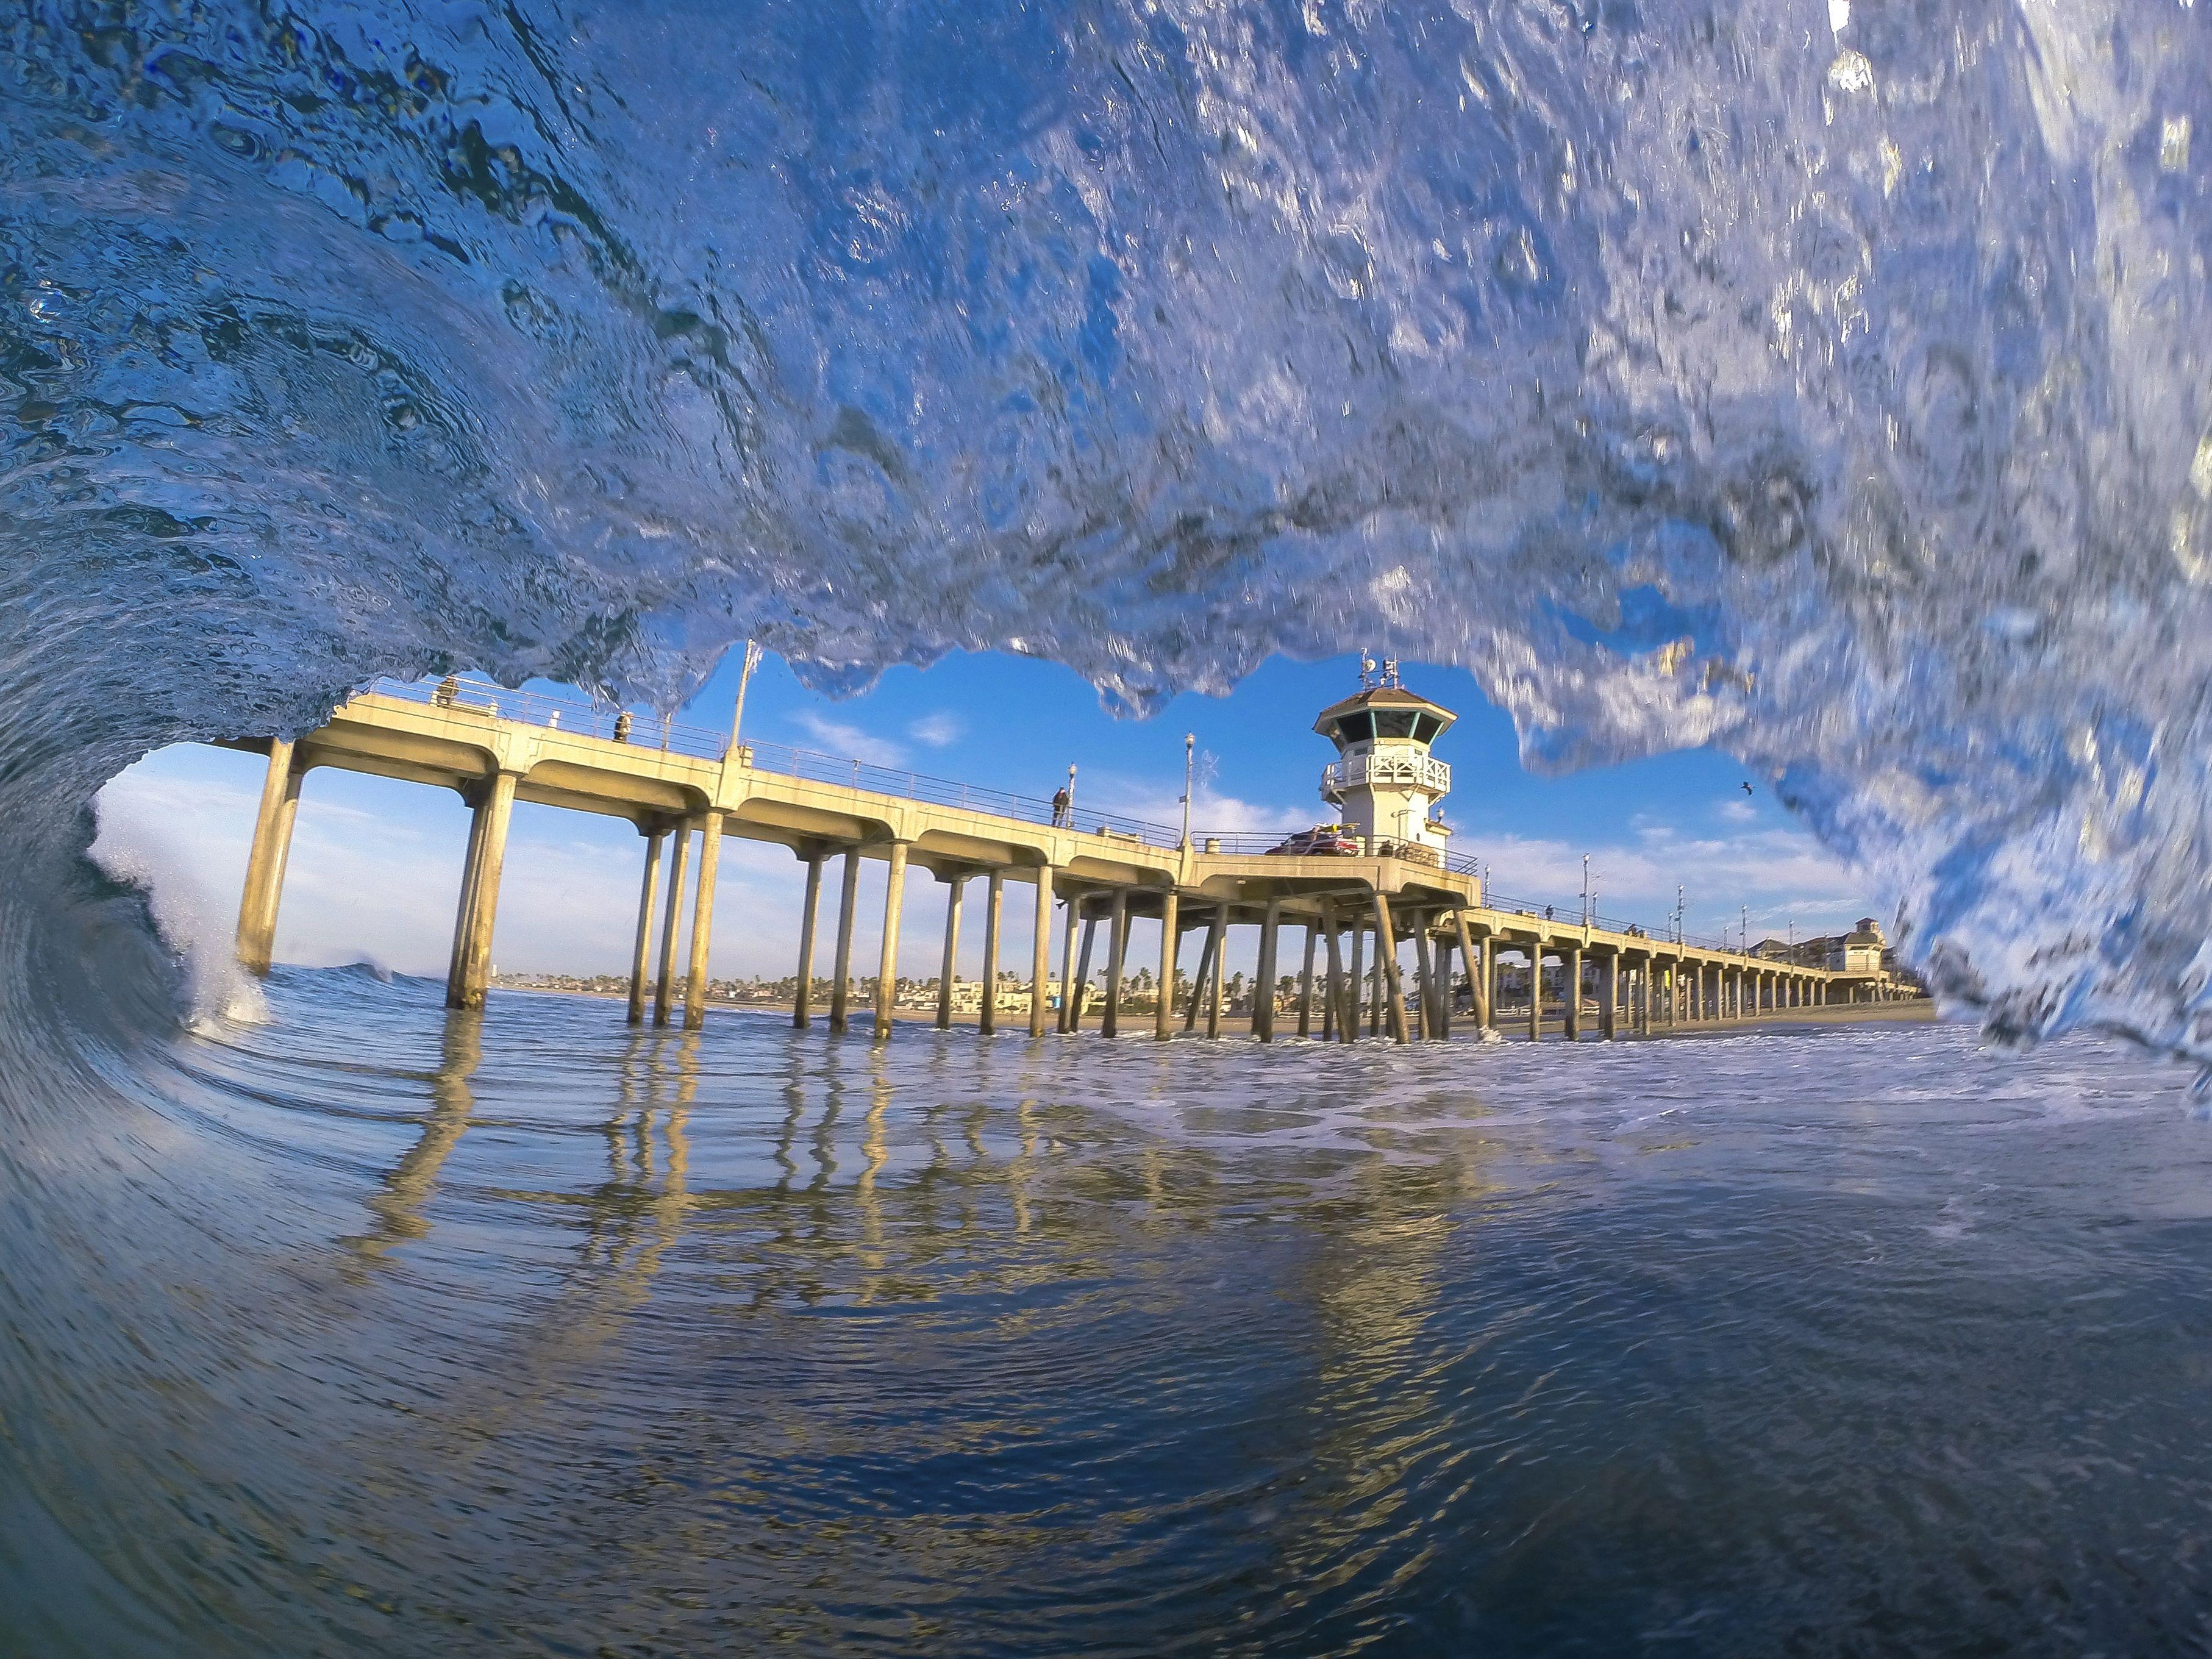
top-left (1058, 892), bottom-right (1082, 1033)
top-left (1411, 916), bottom-right (1438, 1040)
top-left (444, 790), bottom-right (490, 1005)
top-left (1527, 946), bottom-right (1544, 1041)
top-left (1205, 906), bottom-right (1228, 1040)
top-left (1102, 890), bottom-right (1129, 1038)
top-left (935, 872), bottom-right (965, 1030)
top-left (458, 771), bottom-right (518, 1011)
top-left (1297, 923), bottom-right (1318, 1038)
top-left (1347, 923), bottom-right (1366, 1041)
top-left (1254, 899), bottom-right (1281, 1041)
top-left (1155, 890), bottom-right (1180, 1041)
top-left (1563, 946), bottom-right (1583, 1040)
top-left (626, 827), bottom-right (666, 1026)
top-left (1450, 910), bottom-right (1479, 1033)
top-left (1030, 865), bottom-right (1055, 1038)
top-left (1321, 901), bottom-right (1352, 1044)
top-left (829, 847), bottom-right (862, 1033)
top-left (1072, 910), bottom-right (1099, 1031)
top-left (793, 851), bottom-right (824, 1029)
top-left (1432, 929), bottom-right (1454, 1040)
top-left (871, 840), bottom-right (910, 1039)
top-left (1372, 893), bottom-right (1410, 1044)
top-left (1602, 953), bottom-right (1619, 1040)
top-left (1638, 962), bottom-right (1654, 1035)
top-left (680, 813), bottom-right (722, 1030)
top-left (1183, 909), bottom-right (1214, 1033)
top-left (980, 871), bottom-right (1004, 1035)
top-left (652, 821), bottom-right (693, 1027)
top-left (235, 738), bottom-right (302, 974)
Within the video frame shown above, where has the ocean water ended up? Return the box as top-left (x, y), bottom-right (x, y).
top-left (6, 969), bottom-right (2211, 1655)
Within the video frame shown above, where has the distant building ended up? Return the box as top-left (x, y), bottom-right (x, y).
top-left (1777, 916), bottom-right (1889, 975)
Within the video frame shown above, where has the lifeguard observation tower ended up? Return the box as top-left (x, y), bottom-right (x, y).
top-left (1314, 657), bottom-right (1456, 865)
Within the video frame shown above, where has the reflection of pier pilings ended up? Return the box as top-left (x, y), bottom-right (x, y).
top-left (343, 1007), bottom-right (483, 1268)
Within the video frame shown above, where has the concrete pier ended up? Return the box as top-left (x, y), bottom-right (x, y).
top-left (223, 679), bottom-right (1898, 1040)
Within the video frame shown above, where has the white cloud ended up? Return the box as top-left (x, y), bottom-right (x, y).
top-left (907, 711), bottom-right (964, 747)
top-left (1717, 797), bottom-right (1760, 824)
top-left (790, 712), bottom-right (905, 768)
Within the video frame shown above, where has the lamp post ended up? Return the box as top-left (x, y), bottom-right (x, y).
top-left (1677, 883), bottom-right (1685, 946)
top-left (725, 637), bottom-right (764, 758)
top-left (1066, 763), bottom-right (1078, 828)
top-left (1180, 733), bottom-right (1195, 849)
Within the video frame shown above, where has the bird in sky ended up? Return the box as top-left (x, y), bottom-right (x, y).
top-left (1741, 782), bottom-right (1754, 795)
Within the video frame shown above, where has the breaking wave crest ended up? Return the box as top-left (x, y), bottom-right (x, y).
top-left (7, 0), bottom-right (2212, 1060)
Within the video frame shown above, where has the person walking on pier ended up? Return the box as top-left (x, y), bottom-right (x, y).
top-left (1051, 784), bottom-right (1072, 828)
top-left (613, 710), bottom-right (633, 744)
top-left (433, 674), bottom-right (459, 709)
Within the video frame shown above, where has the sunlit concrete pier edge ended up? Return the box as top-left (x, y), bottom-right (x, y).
top-left (227, 670), bottom-right (1921, 1042)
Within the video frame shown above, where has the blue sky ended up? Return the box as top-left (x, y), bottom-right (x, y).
top-left (95, 647), bottom-right (1878, 985)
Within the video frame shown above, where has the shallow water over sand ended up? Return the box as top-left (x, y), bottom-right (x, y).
top-left (6, 969), bottom-right (2212, 1654)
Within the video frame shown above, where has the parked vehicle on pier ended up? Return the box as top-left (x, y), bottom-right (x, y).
top-left (1268, 824), bottom-right (1360, 857)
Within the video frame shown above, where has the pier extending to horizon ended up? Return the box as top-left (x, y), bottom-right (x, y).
top-left (226, 677), bottom-right (1911, 1042)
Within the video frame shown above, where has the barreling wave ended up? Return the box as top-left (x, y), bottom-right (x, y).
top-left (5, 0), bottom-right (2212, 1061)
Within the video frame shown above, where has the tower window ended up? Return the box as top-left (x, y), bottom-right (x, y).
top-left (1374, 711), bottom-right (1417, 739)
top-left (1335, 712), bottom-right (1375, 744)
top-left (1411, 713), bottom-right (1442, 743)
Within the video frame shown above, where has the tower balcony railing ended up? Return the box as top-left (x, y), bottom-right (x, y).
top-left (1322, 753), bottom-right (1451, 796)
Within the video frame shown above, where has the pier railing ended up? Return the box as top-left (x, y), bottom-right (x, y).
top-left (360, 675), bottom-right (1753, 956)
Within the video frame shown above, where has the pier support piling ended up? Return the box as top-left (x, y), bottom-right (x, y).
top-left (1297, 924), bottom-right (1317, 1038)
top-left (1155, 890), bottom-right (1180, 1041)
top-left (1602, 953), bottom-right (1619, 1040)
top-left (829, 847), bottom-right (861, 1033)
top-left (236, 737), bottom-right (302, 974)
top-left (1030, 865), bottom-right (1055, 1038)
top-left (1527, 947), bottom-right (1544, 1042)
top-left (793, 851), bottom-right (824, 1029)
top-left (1563, 945), bottom-right (1584, 1041)
top-left (1072, 908), bottom-right (1098, 1031)
top-left (935, 872), bottom-right (965, 1030)
top-left (652, 819), bottom-right (693, 1026)
top-left (457, 770), bottom-right (518, 1012)
top-left (1058, 893), bottom-right (1081, 1033)
top-left (1204, 906), bottom-right (1227, 1040)
top-left (871, 840), bottom-right (910, 1040)
top-left (1102, 891), bottom-right (1128, 1038)
top-left (626, 826), bottom-right (665, 1025)
top-left (680, 813), bottom-right (721, 1030)
top-left (1372, 894), bottom-right (1410, 1044)
top-left (980, 871), bottom-right (1004, 1035)
top-left (1254, 899), bottom-right (1281, 1041)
